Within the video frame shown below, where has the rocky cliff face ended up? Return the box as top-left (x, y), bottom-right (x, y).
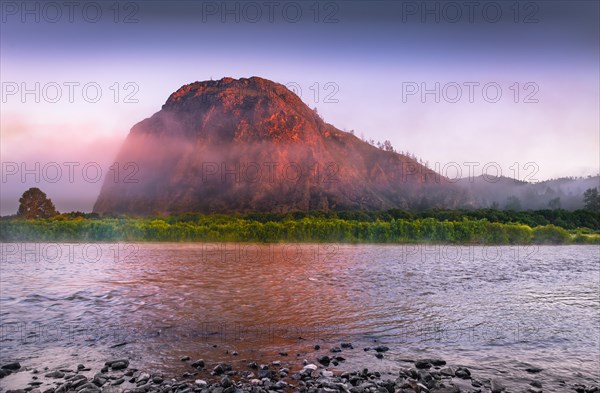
top-left (94, 77), bottom-right (459, 215)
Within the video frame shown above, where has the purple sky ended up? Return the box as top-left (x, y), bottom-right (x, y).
top-left (1, 1), bottom-right (599, 214)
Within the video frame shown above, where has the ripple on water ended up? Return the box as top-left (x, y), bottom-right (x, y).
top-left (0, 243), bottom-right (598, 388)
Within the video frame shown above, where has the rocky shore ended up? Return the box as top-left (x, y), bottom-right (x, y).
top-left (1, 345), bottom-right (598, 393)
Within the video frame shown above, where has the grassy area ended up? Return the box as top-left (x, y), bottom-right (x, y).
top-left (1, 209), bottom-right (598, 244)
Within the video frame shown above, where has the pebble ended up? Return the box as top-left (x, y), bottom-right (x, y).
top-left (191, 359), bottom-right (205, 368)
top-left (92, 373), bottom-right (107, 386)
top-left (274, 380), bottom-right (288, 389)
top-left (440, 367), bottom-right (455, 376)
top-left (530, 380), bottom-right (542, 388)
top-left (69, 375), bottom-right (87, 388)
top-left (111, 361), bottom-right (128, 370)
top-left (415, 360), bottom-right (432, 369)
top-left (104, 359), bottom-right (129, 369)
top-left (526, 366), bottom-right (543, 374)
top-left (430, 358), bottom-right (446, 366)
top-left (2, 363), bottom-right (21, 370)
top-left (301, 364), bottom-right (318, 373)
top-left (4, 352), bottom-right (597, 393)
top-left (258, 369), bottom-right (273, 379)
top-left (471, 379), bottom-right (483, 387)
top-left (220, 376), bottom-right (233, 388)
top-left (112, 378), bottom-right (125, 385)
top-left (195, 379), bottom-right (208, 387)
top-left (454, 367), bottom-right (471, 379)
top-left (78, 382), bottom-right (99, 392)
top-left (136, 372), bottom-right (150, 384)
top-left (44, 371), bottom-right (64, 378)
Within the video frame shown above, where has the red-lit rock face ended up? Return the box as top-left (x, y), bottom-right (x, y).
top-left (94, 77), bottom-right (456, 215)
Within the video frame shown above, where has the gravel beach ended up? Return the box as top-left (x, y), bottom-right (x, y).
top-left (1, 344), bottom-right (598, 393)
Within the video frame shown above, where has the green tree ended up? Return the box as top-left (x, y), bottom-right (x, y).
top-left (383, 140), bottom-right (395, 152)
top-left (17, 188), bottom-right (58, 219)
top-left (583, 187), bottom-right (600, 211)
top-left (505, 195), bottom-right (522, 210)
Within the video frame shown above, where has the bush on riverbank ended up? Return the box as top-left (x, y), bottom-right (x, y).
top-left (1, 214), bottom-right (598, 244)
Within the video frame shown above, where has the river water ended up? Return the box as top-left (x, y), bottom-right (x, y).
top-left (0, 243), bottom-right (598, 392)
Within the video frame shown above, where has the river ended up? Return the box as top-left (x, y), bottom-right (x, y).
top-left (0, 243), bottom-right (598, 392)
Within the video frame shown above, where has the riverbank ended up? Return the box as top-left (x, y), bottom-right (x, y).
top-left (1, 211), bottom-right (599, 244)
top-left (1, 347), bottom-right (598, 393)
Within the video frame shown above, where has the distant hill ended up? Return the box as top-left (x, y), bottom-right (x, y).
top-left (456, 175), bottom-right (600, 210)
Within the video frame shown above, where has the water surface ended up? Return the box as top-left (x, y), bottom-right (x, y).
top-left (1, 243), bottom-right (598, 392)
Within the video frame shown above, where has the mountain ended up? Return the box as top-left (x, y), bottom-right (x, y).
top-left (93, 77), bottom-right (461, 215)
top-left (457, 175), bottom-right (600, 210)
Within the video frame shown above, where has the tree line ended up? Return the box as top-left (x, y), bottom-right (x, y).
top-left (1, 214), bottom-right (597, 244)
top-left (3, 187), bottom-right (597, 244)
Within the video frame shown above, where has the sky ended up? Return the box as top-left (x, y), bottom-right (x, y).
top-left (1, 0), bottom-right (599, 214)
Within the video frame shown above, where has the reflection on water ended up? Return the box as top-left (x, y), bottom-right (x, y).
top-left (1, 243), bottom-right (598, 391)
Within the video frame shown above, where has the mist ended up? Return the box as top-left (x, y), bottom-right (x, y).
top-left (0, 116), bottom-right (124, 215)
